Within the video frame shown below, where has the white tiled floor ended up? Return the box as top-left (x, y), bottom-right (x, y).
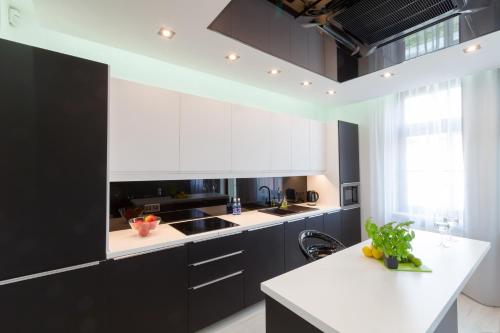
top-left (198, 294), bottom-right (500, 333)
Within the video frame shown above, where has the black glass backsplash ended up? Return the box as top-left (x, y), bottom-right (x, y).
top-left (109, 176), bottom-right (307, 219)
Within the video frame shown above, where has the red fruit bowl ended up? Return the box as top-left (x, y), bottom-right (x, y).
top-left (129, 216), bottom-right (161, 237)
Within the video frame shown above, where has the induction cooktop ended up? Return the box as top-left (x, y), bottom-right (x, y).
top-left (169, 217), bottom-right (239, 236)
top-left (156, 209), bottom-right (210, 223)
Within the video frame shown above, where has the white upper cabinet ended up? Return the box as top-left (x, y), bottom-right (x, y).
top-left (231, 105), bottom-right (272, 171)
top-left (270, 113), bottom-right (292, 171)
top-left (291, 116), bottom-right (311, 171)
top-left (310, 120), bottom-right (326, 171)
top-left (109, 79), bottom-right (180, 173)
top-left (179, 94), bottom-right (231, 172)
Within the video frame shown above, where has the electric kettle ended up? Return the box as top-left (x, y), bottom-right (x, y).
top-left (306, 191), bottom-right (320, 205)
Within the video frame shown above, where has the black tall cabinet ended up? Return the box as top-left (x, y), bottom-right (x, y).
top-left (0, 39), bottom-right (108, 280)
top-left (338, 121), bottom-right (361, 246)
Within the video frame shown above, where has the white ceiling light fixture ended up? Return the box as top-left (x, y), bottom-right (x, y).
top-left (267, 68), bottom-right (281, 75)
top-left (381, 72), bottom-right (395, 79)
top-left (301, 80), bottom-right (312, 86)
top-left (463, 44), bottom-right (481, 54)
top-left (326, 90), bottom-right (336, 95)
top-left (225, 53), bottom-right (240, 61)
top-left (158, 27), bottom-right (176, 39)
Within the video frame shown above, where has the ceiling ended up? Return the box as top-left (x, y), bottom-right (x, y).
top-left (33, 0), bottom-right (500, 108)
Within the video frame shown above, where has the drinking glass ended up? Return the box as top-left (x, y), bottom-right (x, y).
top-left (434, 217), bottom-right (450, 248)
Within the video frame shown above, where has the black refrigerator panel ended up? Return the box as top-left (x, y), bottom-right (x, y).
top-left (338, 121), bottom-right (360, 184)
top-left (0, 39), bottom-right (108, 281)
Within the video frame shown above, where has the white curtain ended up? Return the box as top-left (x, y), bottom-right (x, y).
top-left (370, 79), bottom-right (464, 232)
top-left (462, 69), bottom-right (500, 307)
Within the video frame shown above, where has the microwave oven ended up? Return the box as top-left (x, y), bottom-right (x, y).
top-left (341, 182), bottom-right (360, 209)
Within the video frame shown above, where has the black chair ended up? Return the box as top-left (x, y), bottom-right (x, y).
top-left (298, 230), bottom-right (346, 262)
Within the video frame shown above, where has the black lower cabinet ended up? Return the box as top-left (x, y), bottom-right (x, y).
top-left (105, 245), bottom-right (188, 333)
top-left (189, 272), bottom-right (245, 332)
top-left (0, 264), bottom-right (105, 333)
top-left (245, 223), bottom-right (285, 305)
top-left (324, 211), bottom-right (342, 241)
top-left (341, 208), bottom-right (361, 247)
top-left (284, 218), bottom-right (308, 272)
top-left (187, 233), bottom-right (245, 332)
top-left (305, 214), bottom-right (324, 232)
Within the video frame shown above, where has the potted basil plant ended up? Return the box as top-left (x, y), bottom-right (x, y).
top-left (365, 220), bottom-right (415, 269)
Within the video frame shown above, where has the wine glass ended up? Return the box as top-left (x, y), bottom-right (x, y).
top-left (444, 211), bottom-right (460, 242)
top-left (433, 215), bottom-right (450, 248)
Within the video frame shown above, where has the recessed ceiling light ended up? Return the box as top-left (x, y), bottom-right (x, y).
top-left (301, 80), bottom-right (312, 86)
top-left (267, 68), bottom-right (281, 75)
top-left (158, 27), bottom-right (175, 39)
top-left (381, 72), bottom-right (394, 79)
top-left (326, 90), bottom-right (336, 95)
top-left (463, 44), bottom-right (481, 54)
top-left (225, 53), bottom-right (240, 61)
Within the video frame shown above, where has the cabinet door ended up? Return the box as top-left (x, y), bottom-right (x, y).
top-left (338, 121), bottom-right (360, 183)
top-left (231, 105), bottom-right (272, 171)
top-left (0, 39), bottom-right (107, 281)
top-left (291, 117), bottom-right (310, 171)
top-left (245, 223), bottom-right (285, 305)
top-left (271, 113), bottom-right (292, 171)
top-left (324, 211), bottom-right (342, 241)
top-left (189, 272), bottom-right (244, 332)
top-left (109, 78), bottom-right (180, 172)
top-left (310, 120), bottom-right (326, 171)
top-left (285, 218), bottom-right (307, 271)
top-left (305, 214), bottom-right (324, 232)
top-left (0, 264), bottom-right (106, 333)
top-left (180, 94), bottom-right (231, 171)
top-left (106, 246), bottom-right (188, 333)
top-left (341, 208), bottom-right (361, 247)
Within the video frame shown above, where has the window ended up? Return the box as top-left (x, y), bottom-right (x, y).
top-left (392, 80), bottom-right (464, 229)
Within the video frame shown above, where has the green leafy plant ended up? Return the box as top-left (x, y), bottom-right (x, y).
top-left (365, 219), bottom-right (415, 261)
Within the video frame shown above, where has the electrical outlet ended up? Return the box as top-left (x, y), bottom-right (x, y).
top-left (144, 203), bottom-right (160, 214)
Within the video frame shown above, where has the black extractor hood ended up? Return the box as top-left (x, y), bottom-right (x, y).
top-left (268, 0), bottom-right (489, 57)
top-left (209, 0), bottom-right (500, 82)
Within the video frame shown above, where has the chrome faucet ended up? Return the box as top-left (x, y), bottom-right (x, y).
top-left (258, 186), bottom-right (271, 206)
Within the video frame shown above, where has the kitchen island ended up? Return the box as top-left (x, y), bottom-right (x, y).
top-left (261, 230), bottom-right (490, 333)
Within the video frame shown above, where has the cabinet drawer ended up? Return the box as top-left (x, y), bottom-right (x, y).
top-left (188, 271), bottom-right (245, 332)
top-left (189, 250), bottom-right (244, 287)
top-left (188, 232), bottom-right (244, 264)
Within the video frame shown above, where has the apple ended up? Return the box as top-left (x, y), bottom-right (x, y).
top-left (145, 215), bottom-right (157, 223)
top-left (138, 222), bottom-right (150, 237)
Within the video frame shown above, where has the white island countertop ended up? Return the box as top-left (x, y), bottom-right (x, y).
top-left (261, 230), bottom-right (490, 333)
top-left (108, 204), bottom-right (340, 259)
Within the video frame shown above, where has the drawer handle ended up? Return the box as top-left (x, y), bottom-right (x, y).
top-left (190, 250), bottom-right (244, 267)
top-left (189, 270), bottom-right (244, 290)
top-left (248, 222), bottom-right (283, 231)
top-left (287, 218), bottom-right (304, 223)
top-left (308, 214), bottom-right (323, 218)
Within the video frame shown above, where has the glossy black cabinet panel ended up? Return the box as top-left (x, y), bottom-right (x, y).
top-left (105, 246), bottom-right (188, 333)
top-left (188, 232), bottom-right (244, 264)
top-left (338, 121), bottom-right (360, 184)
top-left (0, 264), bottom-right (106, 333)
top-left (189, 273), bottom-right (245, 332)
top-left (0, 39), bottom-right (107, 280)
top-left (284, 218), bottom-right (307, 271)
top-left (245, 224), bottom-right (285, 305)
top-left (324, 211), bottom-right (342, 241)
top-left (341, 208), bottom-right (361, 247)
top-left (189, 252), bottom-right (244, 287)
top-left (305, 214), bottom-right (324, 232)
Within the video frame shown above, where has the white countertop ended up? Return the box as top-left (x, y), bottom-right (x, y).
top-left (107, 204), bottom-right (340, 259)
top-left (261, 230), bottom-right (490, 333)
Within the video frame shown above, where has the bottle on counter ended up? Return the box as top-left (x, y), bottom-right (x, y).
top-left (232, 197), bottom-right (238, 215)
top-left (236, 198), bottom-right (242, 215)
top-left (226, 197), bottom-right (233, 214)
top-left (281, 195), bottom-right (288, 209)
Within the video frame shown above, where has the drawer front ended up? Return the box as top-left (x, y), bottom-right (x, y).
top-left (189, 251), bottom-right (244, 287)
top-left (188, 232), bottom-right (244, 264)
top-left (188, 272), bottom-right (245, 332)
top-left (305, 214), bottom-right (325, 232)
